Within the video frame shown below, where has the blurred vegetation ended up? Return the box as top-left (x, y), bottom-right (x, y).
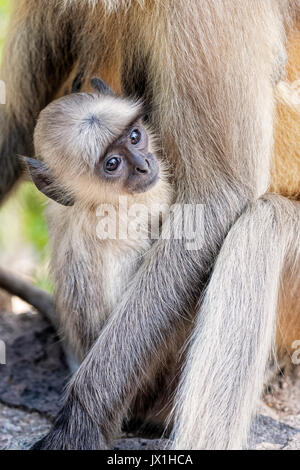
top-left (0, 0), bottom-right (11, 61)
top-left (0, 0), bottom-right (52, 292)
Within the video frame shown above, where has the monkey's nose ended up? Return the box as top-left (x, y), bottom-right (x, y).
top-left (134, 158), bottom-right (150, 174)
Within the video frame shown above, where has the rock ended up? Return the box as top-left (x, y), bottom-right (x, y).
top-left (0, 311), bottom-right (69, 418)
top-left (114, 438), bottom-right (167, 451)
top-left (282, 433), bottom-right (300, 450)
top-left (0, 403), bottom-right (51, 450)
top-left (251, 414), bottom-right (300, 449)
top-left (0, 309), bottom-right (300, 450)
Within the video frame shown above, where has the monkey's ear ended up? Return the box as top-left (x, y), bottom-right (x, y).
top-left (72, 71), bottom-right (84, 93)
top-left (24, 157), bottom-right (75, 207)
top-left (91, 77), bottom-right (114, 96)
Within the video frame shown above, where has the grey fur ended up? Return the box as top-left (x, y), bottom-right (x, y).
top-left (0, 0), bottom-right (298, 451)
top-left (172, 195), bottom-right (300, 449)
top-left (31, 90), bottom-right (172, 369)
top-left (0, 0), bottom-right (79, 201)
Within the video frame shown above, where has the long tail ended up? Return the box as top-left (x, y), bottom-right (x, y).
top-left (172, 195), bottom-right (300, 449)
top-left (0, 266), bottom-right (57, 328)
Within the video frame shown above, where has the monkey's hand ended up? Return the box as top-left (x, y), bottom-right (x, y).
top-left (31, 394), bottom-right (109, 450)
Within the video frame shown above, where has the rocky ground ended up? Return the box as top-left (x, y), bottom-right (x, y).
top-left (0, 309), bottom-right (300, 451)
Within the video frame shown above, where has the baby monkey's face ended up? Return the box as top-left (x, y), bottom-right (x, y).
top-left (98, 121), bottom-right (159, 194)
top-left (29, 80), bottom-right (165, 207)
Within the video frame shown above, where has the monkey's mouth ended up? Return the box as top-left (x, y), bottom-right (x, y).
top-left (127, 170), bottom-right (160, 194)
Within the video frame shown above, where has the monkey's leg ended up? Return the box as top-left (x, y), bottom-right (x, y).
top-left (0, 0), bottom-right (77, 202)
top-left (124, 329), bottom-right (191, 439)
top-left (31, 2), bottom-right (287, 450)
top-left (172, 195), bottom-right (300, 450)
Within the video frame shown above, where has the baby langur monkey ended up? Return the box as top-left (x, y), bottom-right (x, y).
top-left (26, 78), bottom-right (172, 367)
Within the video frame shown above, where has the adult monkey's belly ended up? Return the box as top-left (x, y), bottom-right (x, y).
top-left (57, 10), bottom-right (300, 357)
top-left (272, 23), bottom-right (300, 199)
top-left (272, 22), bottom-right (300, 355)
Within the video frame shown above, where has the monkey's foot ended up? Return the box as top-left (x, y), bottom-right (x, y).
top-left (30, 399), bottom-right (109, 450)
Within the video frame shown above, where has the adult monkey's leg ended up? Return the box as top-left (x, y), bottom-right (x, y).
top-left (0, 0), bottom-right (79, 202)
top-left (31, 1), bottom-right (289, 450)
top-left (172, 196), bottom-right (300, 450)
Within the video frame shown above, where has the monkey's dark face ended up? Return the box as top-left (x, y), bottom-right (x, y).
top-left (98, 121), bottom-right (159, 194)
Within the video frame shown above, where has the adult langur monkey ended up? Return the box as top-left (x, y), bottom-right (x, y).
top-left (0, 0), bottom-right (299, 450)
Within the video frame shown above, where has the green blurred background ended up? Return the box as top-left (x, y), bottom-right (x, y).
top-left (0, 0), bottom-right (52, 294)
top-left (0, 0), bottom-right (10, 61)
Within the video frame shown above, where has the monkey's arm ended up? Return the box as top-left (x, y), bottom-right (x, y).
top-left (0, 0), bottom-right (77, 202)
top-left (0, 267), bottom-right (56, 328)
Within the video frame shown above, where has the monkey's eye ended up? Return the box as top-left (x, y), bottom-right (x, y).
top-left (105, 157), bottom-right (121, 172)
top-left (130, 129), bottom-right (142, 145)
